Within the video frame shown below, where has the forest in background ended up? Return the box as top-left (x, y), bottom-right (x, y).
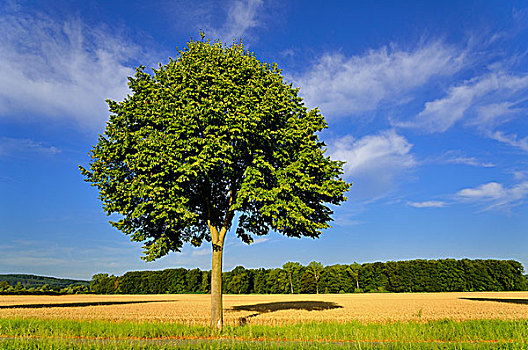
top-left (88, 259), bottom-right (527, 295)
top-left (1, 259), bottom-right (525, 295)
top-left (0, 274), bottom-right (89, 288)
top-left (0, 274), bottom-right (89, 295)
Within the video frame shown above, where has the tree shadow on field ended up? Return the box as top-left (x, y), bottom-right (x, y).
top-left (0, 300), bottom-right (177, 309)
top-left (229, 301), bottom-right (342, 325)
top-left (460, 297), bottom-right (528, 305)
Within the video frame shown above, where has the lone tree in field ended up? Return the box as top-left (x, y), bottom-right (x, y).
top-left (80, 35), bottom-right (350, 329)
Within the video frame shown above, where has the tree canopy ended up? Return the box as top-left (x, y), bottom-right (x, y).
top-left (80, 36), bottom-right (349, 259)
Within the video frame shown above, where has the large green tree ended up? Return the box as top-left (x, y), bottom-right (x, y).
top-left (80, 35), bottom-right (350, 329)
top-left (283, 262), bottom-right (303, 294)
top-left (306, 261), bottom-right (324, 294)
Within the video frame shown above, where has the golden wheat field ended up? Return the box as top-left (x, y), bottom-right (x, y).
top-left (1, 292), bottom-right (527, 326)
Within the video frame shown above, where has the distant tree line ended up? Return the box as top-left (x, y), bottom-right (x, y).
top-left (0, 280), bottom-right (88, 295)
top-left (0, 274), bottom-right (89, 295)
top-left (89, 259), bottom-right (527, 294)
top-left (0, 274), bottom-right (89, 289)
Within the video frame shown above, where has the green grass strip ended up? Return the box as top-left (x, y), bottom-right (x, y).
top-left (1, 337), bottom-right (527, 350)
top-left (0, 318), bottom-right (527, 344)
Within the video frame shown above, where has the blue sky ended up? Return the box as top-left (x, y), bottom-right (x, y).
top-left (1, 0), bottom-right (527, 280)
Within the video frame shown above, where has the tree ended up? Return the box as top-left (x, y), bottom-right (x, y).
top-left (186, 268), bottom-right (203, 293)
top-left (80, 35), bottom-right (349, 329)
top-left (346, 263), bottom-right (361, 292)
top-left (322, 264), bottom-right (346, 293)
top-left (226, 266), bottom-right (251, 294)
top-left (283, 262), bottom-right (302, 294)
top-left (90, 273), bottom-right (117, 294)
top-left (201, 270), bottom-right (211, 293)
top-left (39, 284), bottom-right (51, 292)
top-left (0, 281), bottom-right (10, 292)
top-left (252, 268), bottom-right (268, 294)
top-left (266, 268), bottom-right (287, 294)
top-left (300, 270), bottom-right (316, 293)
top-left (306, 261), bottom-right (323, 294)
top-left (14, 281), bottom-right (24, 292)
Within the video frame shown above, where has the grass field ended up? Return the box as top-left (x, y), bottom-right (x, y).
top-left (1, 292), bottom-right (527, 348)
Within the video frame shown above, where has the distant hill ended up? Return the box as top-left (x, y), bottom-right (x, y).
top-left (0, 274), bottom-right (89, 288)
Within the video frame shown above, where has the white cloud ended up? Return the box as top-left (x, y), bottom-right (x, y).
top-left (292, 42), bottom-right (465, 117)
top-left (407, 201), bottom-right (447, 208)
top-left (328, 130), bottom-right (416, 199)
top-left (401, 72), bottom-right (528, 133)
top-left (210, 0), bottom-right (263, 43)
top-left (251, 237), bottom-right (269, 245)
top-left (490, 131), bottom-right (528, 152)
top-left (0, 137), bottom-right (60, 157)
top-left (331, 130), bottom-right (416, 175)
top-left (0, 11), bottom-right (146, 131)
top-left (445, 157), bottom-right (495, 167)
top-left (457, 182), bottom-right (506, 200)
top-left (513, 171), bottom-right (528, 180)
top-left (409, 178), bottom-right (528, 212)
top-left (455, 181), bottom-right (528, 210)
top-left (192, 248), bottom-right (211, 256)
top-left (435, 151), bottom-right (495, 167)
top-left (472, 101), bottom-right (522, 128)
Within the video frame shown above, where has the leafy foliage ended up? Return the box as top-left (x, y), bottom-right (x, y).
top-left (80, 37), bottom-right (349, 261)
top-left (283, 262), bottom-right (303, 294)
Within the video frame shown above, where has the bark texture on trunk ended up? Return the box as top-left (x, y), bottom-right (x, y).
top-left (210, 243), bottom-right (223, 330)
top-left (207, 191), bottom-right (233, 330)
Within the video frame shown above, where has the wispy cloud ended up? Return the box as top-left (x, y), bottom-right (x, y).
top-left (457, 182), bottom-right (505, 199)
top-left (407, 201), bottom-right (447, 208)
top-left (0, 9), bottom-right (148, 131)
top-left (0, 137), bottom-right (60, 157)
top-left (292, 41), bottom-right (465, 117)
top-left (191, 248), bottom-right (211, 256)
top-left (330, 130), bottom-right (416, 176)
top-left (399, 72), bottom-right (528, 133)
top-left (444, 156), bottom-right (495, 167)
top-left (210, 0), bottom-right (263, 43)
top-left (434, 150), bottom-right (495, 167)
top-left (472, 101), bottom-right (523, 129)
top-left (489, 131), bottom-right (528, 152)
top-left (328, 130), bottom-right (416, 199)
top-left (455, 181), bottom-right (528, 210)
top-left (513, 171), bottom-right (528, 180)
top-left (251, 237), bottom-right (269, 245)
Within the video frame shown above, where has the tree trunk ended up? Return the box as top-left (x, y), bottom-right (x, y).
top-left (211, 243), bottom-right (223, 330)
top-left (207, 191), bottom-right (233, 330)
